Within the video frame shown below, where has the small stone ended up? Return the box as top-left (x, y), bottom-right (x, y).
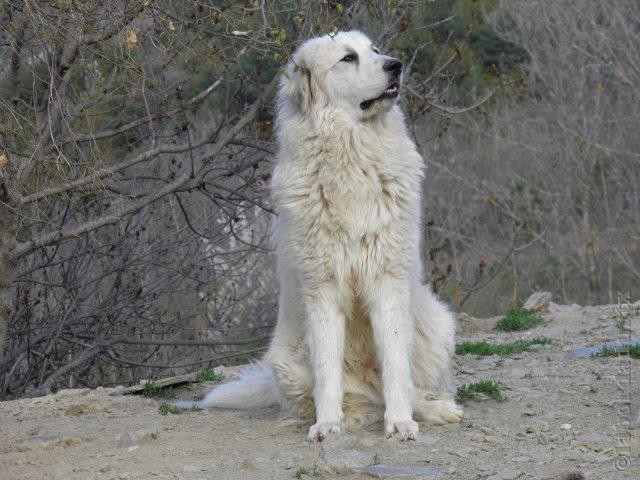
top-left (513, 455), bottom-right (530, 463)
top-left (520, 420), bottom-right (548, 434)
top-left (561, 423), bottom-right (572, 430)
top-left (487, 470), bottom-right (521, 480)
top-left (115, 430), bottom-right (158, 448)
top-left (352, 465), bottom-right (442, 477)
top-left (523, 292), bottom-right (552, 312)
top-left (319, 447), bottom-right (374, 475)
top-left (559, 472), bottom-right (585, 480)
top-left (127, 445), bottom-right (139, 453)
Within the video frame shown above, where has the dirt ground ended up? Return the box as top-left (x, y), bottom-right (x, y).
top-left (1, 300), bottom-right (638, 480)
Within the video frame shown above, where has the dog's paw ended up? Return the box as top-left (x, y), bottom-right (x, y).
top-left (308, 421), bottom-right (341, 443)
top-left (384, 419), bottom-right (419, 441)
top-left (416, 399), bottom-right (463, 426)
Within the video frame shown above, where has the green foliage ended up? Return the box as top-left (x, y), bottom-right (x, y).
top-left (394, 0), bottom-right (526, 105)
top-left (591, 343), bottom-right (640, 359)
top-left (456, 380), bottom-right (503, 403)
top-left (494, 307), bottom-right (543, 331)
top-left (456, 337), bottom-right (551, 356)
top-left (142, 380), bottom-right (176, 399)
top-left (294, 467), bottom-right (310, 479)
top-left (158, 402), bottom-right (201, 415)
top-left (197, 368), bottom-right (224, 383)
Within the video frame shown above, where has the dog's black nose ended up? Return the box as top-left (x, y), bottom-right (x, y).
top-left (384, 59), bottom-right (403, 76)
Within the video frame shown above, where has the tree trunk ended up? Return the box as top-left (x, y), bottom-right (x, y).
top-left (0, 221), bottom-right (16, 355)
top-left (0, 160), bottom-right (19, 355)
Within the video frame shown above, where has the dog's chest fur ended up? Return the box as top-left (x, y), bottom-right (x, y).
top-left (272, 109), bottom-right (424, 287)
top-left (315, 146), bottom-right (399, 235)
top-left (277, 126), bottom-right (419, 236)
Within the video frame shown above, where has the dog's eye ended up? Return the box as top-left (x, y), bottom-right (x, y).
top-left (341, 53), bottom-right (358, 62)
top-left (372, 47), bottom-right (380, 54)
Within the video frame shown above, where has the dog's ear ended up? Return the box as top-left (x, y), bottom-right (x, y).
top-left (280, 56), bottom-right (318, 114)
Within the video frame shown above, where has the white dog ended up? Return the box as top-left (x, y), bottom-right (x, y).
top-left (180, 31), bottom-right (462, 442)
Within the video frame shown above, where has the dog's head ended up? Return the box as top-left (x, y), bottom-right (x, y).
top-left (280, 31), bottom-right (403, 120)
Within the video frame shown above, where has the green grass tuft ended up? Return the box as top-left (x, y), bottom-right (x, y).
top-left (456, 337), bottom-right (552, 356)
top-left (158, 402), bottom-right (181, 415)
top-left (456, 380), bottom-right (504, 403)
top-left (142, 380), bottom-right (176, 399)
top-left (196, 368), bottom-right (224, 383)
top-left (158, 402), bottom-right (201, 415)
top-left (494, 307), bottom-right (543, 332)
top-left (294, 467), bottom-right (310, 478)
top-left (591, 343), bottom-right (640, 359)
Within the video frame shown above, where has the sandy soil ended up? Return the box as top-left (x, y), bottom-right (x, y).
top-left (1, 301), bottom-right (638, 480)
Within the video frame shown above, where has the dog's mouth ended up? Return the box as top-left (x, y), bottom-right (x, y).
top-left (359, 82), bottom-right (400, 110)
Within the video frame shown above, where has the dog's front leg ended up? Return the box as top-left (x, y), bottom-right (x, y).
top-left (368, 276), bottom-right (418, 440)
top-left (306, 285), bottom-right (345, 442)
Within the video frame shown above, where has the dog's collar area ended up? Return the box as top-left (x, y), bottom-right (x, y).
top-left (360, 82), bottom-right (400, 110)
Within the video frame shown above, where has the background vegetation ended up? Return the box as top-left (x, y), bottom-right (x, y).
top-left (1, 0), bottom-right (638, 398)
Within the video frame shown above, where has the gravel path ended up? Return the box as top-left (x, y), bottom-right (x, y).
top-left (1, 301), bottom-right (638, 480)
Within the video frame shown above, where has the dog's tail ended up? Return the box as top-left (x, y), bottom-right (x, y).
top-left (173, 361), bottom-right (279, 410)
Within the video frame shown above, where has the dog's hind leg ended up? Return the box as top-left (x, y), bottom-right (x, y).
top-left (413, 395), bottom-right (463, 426)
top-left (268, 352), bottom-right (315, 422)
top-left (410, 282), bottom-right (463, 425)
top-left (263, 270), bottom-right (315, 422)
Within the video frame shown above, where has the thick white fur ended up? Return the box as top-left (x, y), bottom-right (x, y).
top-left (190, 31), bottom-right (462, 442)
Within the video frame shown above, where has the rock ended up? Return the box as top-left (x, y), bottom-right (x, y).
top-left (480, 426), bottom-right (498, 435)
top-left (568, 340), bottom-right (640, 359)
top-left (318, 447), bottom-right (374, 475)
top-left (457, 367), bottom-right (476, 375)
top-left (561, 423), bottom-right (572, 430)
top-left (487, 469), bottom-right (521, 480)
top-left (115, 430), bottom-right (158, 448)
top-left (351, 465), bottom-right (442, 477)
top-left (559, 472), bottom-right (585, 480)
top-left (523, 292), bottom-right (552, 312)
top-left (477, 357), bottom-right (499, 371)
top-left (520, 420), bottom-right (549, 434)
top-left (574, 432), bottom-right (609, 445)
